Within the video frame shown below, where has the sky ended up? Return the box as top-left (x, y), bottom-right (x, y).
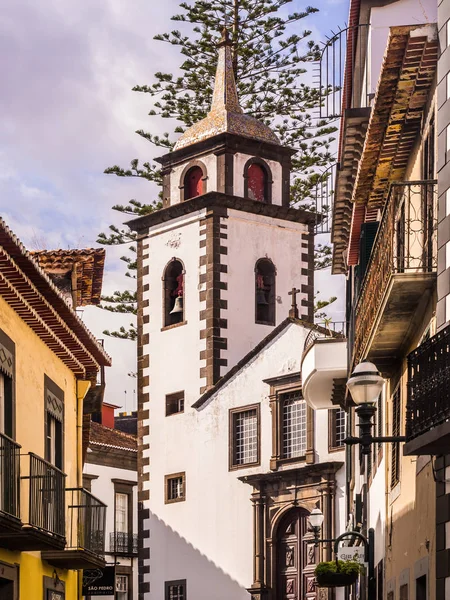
top-left (1, 0), bottom-right (348, 411)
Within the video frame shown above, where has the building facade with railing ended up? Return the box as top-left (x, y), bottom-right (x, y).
top-left (83, 418), bottom-right (138, 600)
top-left (311, 0), bottom-right (442, 597)
top-left (0, 219), bottom-right (111, 599)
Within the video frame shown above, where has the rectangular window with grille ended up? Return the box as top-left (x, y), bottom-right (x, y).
top-left (329, 408), bottom-right (346, 450)
top-left (165, 473), bottom-right (186, 504)
top-left (230, 405), bottom-right (260, 469)
top-left (281, 391), bottom-right (307, 458)
top-left (165, 580), bottom-right (186, 600)
top-left (391, 386), bottom-right (401, 488)
top-left (116, 574), bottom-right (129, 600)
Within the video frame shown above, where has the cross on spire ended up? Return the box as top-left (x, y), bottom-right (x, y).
top-left (288, 287), bottom-right (301, 319)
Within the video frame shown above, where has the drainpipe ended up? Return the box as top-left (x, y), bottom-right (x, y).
top-left (76, 379), bottom-right (91, 599)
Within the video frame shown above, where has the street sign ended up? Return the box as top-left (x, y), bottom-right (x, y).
top-left (337, 545), bottom-right (366, 564)
top-left (82, 566), bottom-right (115, 596)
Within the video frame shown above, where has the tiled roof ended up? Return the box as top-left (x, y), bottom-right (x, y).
top-left (0, 218), bottom-right (111, 376)
top-left (89, 421), bottom-right (137, 452)
top-left (31, 248), bottom-right (105, 307)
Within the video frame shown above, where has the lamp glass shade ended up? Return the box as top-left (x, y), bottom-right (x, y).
top-left (347, 360), bottom-right (384, 405)
top-left (309, 508), bottom-right (324, 529)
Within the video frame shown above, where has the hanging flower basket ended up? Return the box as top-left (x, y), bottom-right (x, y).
top-left (315, 560), bottom-right (363, 588)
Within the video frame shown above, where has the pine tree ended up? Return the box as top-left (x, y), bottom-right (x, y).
top-left (98, 0), bottom-right (337, 338)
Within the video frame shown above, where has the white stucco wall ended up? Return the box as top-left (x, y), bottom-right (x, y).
top-left (225, 209), bottom-right (309, 372)
top-left (83, 459), bottom-right (138, 599)
top-left (145, 321), bottom-right (346, 599)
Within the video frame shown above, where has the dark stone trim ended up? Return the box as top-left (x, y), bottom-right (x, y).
top-left (281, 162), bottom-right (291, 207)
top-left (178, 159), bottom-right (208, 203)
top-left (301, 224), bottom-right (315, 322)
top-left (216, 151), bottom-right (234, 195)
top-left (127, 192), bottom-right (317, 233)
top-left (136, 235), bottom-right (150, 600)
top-left (238, 461), bottom-right (344, 485)
top-left (155, 132), bottom-right (295, 168)
top-left (193, 317), bottom-right (321, 409)
top-left (243, 157), bottom-right (273, 204)
top-left (198, 205), bottom-right (228, 391)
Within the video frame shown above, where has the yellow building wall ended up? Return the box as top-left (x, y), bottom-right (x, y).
top-left (0, 294), bottom-right (83, 599)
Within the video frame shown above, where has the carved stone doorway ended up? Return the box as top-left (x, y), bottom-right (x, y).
top-left (276, 508), bottom-right (317, 600)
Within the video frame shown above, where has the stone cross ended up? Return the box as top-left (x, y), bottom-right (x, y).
top-left (288, 287), bottom-right (301, 319)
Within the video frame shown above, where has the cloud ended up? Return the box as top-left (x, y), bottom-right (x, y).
top-left (1, 0), bottom-right (348, 408)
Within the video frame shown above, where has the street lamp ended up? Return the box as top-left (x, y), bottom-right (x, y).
top-left (345, 359), bottom-right (406, 454)
top-left (309, 508), bottom-right (325, 545)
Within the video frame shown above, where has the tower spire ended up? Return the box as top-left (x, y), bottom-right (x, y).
top-left (210, 28), bottom-right (242, 115)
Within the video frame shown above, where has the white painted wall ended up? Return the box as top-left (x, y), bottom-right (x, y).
top-left (83, 459), bottom-right (138, 599)
top-left (369, 0), bottom-right (437, 97)
top-left (145, 321), bottom-right (346, 599)
top-left (225, 209), bottom-right (309, 372)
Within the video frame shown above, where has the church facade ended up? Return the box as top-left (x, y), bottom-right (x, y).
top-left (128, 31), bottom-right (346, 600)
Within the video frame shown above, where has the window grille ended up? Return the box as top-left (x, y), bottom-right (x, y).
top-left (167, 582), bottom-right (185, 600)
top-left (391, 386), bottom-right (401, 488)
top-left (169, 477), bottom-right (183, 500)
top-left (329, 408), bottom-right (346, 449)
top-left (116, 574), bottom-right (128, 600)
top-left (166, 392), bottom-right (185, 416)
top-left (282, 391), bottom-right (306, 458)
top-left (233, 409), bottom-right (258, 465)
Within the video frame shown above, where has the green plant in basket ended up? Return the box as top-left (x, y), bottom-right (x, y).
top-left (315, 559), bottom-right (365, 588)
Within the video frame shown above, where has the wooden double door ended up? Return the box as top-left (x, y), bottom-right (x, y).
top-left (276, 508), bottom-right (318, 600)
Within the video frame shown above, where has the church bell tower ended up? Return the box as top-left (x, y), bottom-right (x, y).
top-left (127, 29), bottom-right (316, 598)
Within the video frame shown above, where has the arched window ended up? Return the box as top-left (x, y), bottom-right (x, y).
top-left (255, 258), bottom-right (276, 325)
top-left (163, 259), bottom-right (185, 327)
top-left (244, 159), bottom-right (272, 203)
top-left (184, 166), bottom-right (204, 200)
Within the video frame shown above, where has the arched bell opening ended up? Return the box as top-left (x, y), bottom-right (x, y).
top-left (179, 161), bottom-right (208, 202)
top-left (244, 158), bottom-right (273, 204)
top-left (163, 259), bottom-right (185, 327)
top-left (255, 258), bottom-right (276, 325)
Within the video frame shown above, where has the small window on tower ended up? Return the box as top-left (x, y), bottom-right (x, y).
top-left (255, 258), bottom-right (276, 325)
top-left (163, 259), bottom-right (185, 328)
top-left (184, 166), bottom-right (204, 201)
top-left (244, 160), bottom-right (271, 203)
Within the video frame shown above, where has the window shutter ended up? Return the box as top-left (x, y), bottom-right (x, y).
top-left (359, 222), bottom-right (379, 279)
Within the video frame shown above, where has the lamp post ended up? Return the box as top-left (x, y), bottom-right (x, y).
top-left (307, 508), bottom-right (375, 599)
top-left (345, 359), bottom-right (406, 454)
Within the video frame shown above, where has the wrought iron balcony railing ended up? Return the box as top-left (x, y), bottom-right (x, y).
top-left (317, 24), bottom-right (371, 118)
top-left (302, 321), bottom-right (346, 359)
top-left (22, 453), bottom-right (66, 538)
top-left (66, 488), bottom-right (106, 557)
top-left (406, 324), bottom-right (450, 441)
top-left (353, 180), bottom-right (437, 367)
top-left (109, 531), bottom-right (138, 555)
top-left (0, 432), bottom-right (20, 521)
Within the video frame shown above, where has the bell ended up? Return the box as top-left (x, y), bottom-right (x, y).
top-left (170, 296), bottom-right (184, 314)
top-left (256, 289), bottom-right (268, 305)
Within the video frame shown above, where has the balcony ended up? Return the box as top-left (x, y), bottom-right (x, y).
top-left (404, 324), bottom-right (450, 456)
top-left (0, 453), bottom-right (66, 551)
top-left (109, 531), bottom-right (138, 556)
top-left (301, 322), bottom-right (347, 410)
top-left (352, 181), bottom-right (437, 375)
top-left (0, 433), bottom-right (22, 537)
top-left (43, 488), bottom-right (106, 570)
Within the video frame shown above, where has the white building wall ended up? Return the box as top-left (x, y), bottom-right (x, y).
top-left (83, 460), bottom-right (138, 599)
top-left (146, 322), bottom-right (346, 600)
top-left (225, 209), bottom-right (309, 371)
